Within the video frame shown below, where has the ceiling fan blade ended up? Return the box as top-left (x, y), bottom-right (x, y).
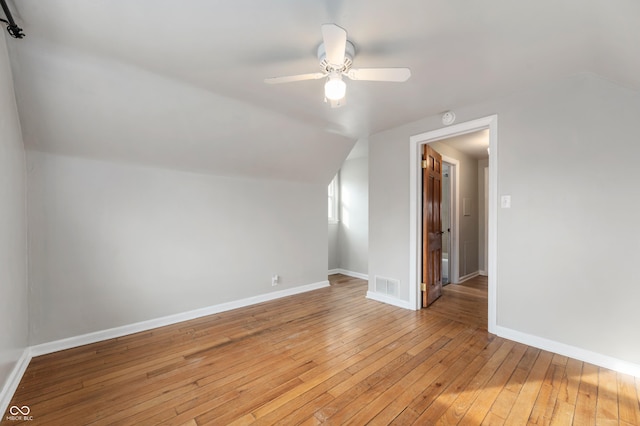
top-left (321, 23), bottom-right (347, 68)
top-left (346, 68), bottom-right (411, 82)
top-left (264, 72), bottom-right (326, 84)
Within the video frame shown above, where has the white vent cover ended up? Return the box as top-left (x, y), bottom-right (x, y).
top-left (375, 276), bottom-right (399, 297)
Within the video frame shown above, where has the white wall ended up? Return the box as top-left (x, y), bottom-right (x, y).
top-left (0, 31), bottom-right (28, 397)
top-left (328, 222), bottom-right (339, 271)
top-left (27, 152), bottom-right (328, 344)
top-left (370, 73), bottom-right (640, 367)
top-left (337, 157), bottom-right (368, 276)
top-left (328, 173), bottom-right (340, 272)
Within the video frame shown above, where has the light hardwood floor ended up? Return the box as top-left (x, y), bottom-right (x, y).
top-left (3, 275), bottom-right (639, 425)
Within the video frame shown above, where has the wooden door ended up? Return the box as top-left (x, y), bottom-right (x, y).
top-left (422, 144), bottom-right (443, 307)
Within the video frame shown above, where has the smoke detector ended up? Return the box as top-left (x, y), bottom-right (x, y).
top-left (442, 111), bottom-right (456, 126)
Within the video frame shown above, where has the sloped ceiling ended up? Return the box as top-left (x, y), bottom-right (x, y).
top-left (5, 0), bottom-right (640, 183)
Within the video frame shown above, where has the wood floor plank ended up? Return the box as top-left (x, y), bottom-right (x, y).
top-left (344, 324), bottom-right (470, 425)
top-left (559, 357), bottom-right (583, 405)
top-left (528, 361), bottom-right (565, 425)
top-left (596, 367), bottom-right (620, 424)
top-left (2, 274), bottom-right (638, 426)
top-left (481, 411), bottom-right (505, 426)
top-left (369, 327), bottom-right (478, 425)
top-left (549, 400), bottom-right (576, 426)
top-left (326, 321), bottom-right (453, 399)
top-left (401, 333), bottom-right (503, 423)
top-left (547, 357), bottom-right (582, 426)
top-left (458, 342), bottom-right (528, 425)
top-left (429, 339), bottom-right (518, 425)
top-left (617, 372), bottom-right (640, 425)
top-left (250, 377), bottom-right (340, 425)
top-left (487, 346), bottom-right (540, 420)
top-left (573, 362), bottom-right (599, 425)
top-left (504, 350), bottom-right (553, 424)
top-left (336, 330), bottom-right (464, 425)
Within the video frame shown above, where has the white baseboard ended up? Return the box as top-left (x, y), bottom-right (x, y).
top-left (30, 280), bottom-right (330, 357)
top-left (328, 269), bottom-right (368, 280)
top-left (3, 280), bottom-right (330, 412)
top-left (10, 278), bottom-right (637, 416)
top-left (1, 280), bottom-right (330, 411)
top-left (457, 271), bottom-right (480, 283)
top-left (496, 325), bottom-right (640, 378)
top-left (366, 291), bottom-right (413, 310)
top-left (0, 348), bottom-right (32, 417)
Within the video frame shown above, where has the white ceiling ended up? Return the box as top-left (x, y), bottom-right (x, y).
top-left (5, 0), bottom-right (640, 183)
top-left (443, 130), bottom-right (489, 160)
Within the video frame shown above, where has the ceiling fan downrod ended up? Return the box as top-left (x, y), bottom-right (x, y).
top-left (0, 0), bottom-right (25, 39)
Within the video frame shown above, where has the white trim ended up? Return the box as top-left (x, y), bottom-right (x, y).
top-left (483, 166), bottom-right (489, 273)
top-left (30, 280), bottom-right (329, 357)
top-left (366, 291), bottom-right (413, 310)
top-left (487, 118), bottom-right (498, 335)
top-left (2, 280), bottom-right (330, 409)
top-left (409, 115), bottom-right (498, 334)
top-left (4, 279), bottom-right (639, 414)
top-left (328, 269), bottom-right (368, 280)
top-left (457, 271), bottom-right (480, 283)
top-left (0, 348), bottom-right (31, 417)
top-left (496, 326), bottom-right (640, 379)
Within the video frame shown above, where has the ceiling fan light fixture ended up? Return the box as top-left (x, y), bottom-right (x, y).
top-left (324, 74), bottom-right (346, 101)
top-left (264, 24), bottom-right (410, 106)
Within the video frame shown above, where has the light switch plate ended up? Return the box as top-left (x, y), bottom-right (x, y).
top-left (501, 195), bottom-right (511, 208)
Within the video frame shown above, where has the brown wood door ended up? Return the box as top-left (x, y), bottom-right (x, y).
top-left (422, 144), bottom-right (443, 307)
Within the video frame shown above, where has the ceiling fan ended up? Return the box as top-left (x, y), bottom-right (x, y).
top-left (264, 24), bottom-right (411, 107)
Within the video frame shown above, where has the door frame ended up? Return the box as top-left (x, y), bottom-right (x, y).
top-left (409, 115), bottom-right (498, 333)
top-left (483, 166), bottom-right (489, 274)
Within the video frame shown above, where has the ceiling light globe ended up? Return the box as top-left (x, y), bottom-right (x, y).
top-left (324, 77), bottom-right (346, 101)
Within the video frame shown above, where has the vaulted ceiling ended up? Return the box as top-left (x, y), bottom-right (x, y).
top-left (5, 0), bottom-right (640, 183)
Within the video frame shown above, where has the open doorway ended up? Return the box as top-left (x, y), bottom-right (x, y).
top-left (441, 162), bottom-right (452, 286)
top-left (433, 130), bottom-right (489, 282)
top-left (409, 115), bottom-right (498, 332)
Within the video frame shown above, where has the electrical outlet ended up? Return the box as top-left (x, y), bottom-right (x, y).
top-left (272, 275), bottom-right (279, 286)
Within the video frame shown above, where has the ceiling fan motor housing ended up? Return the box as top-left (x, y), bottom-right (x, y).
top-left (318, 40), bottom-right (355, 73)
